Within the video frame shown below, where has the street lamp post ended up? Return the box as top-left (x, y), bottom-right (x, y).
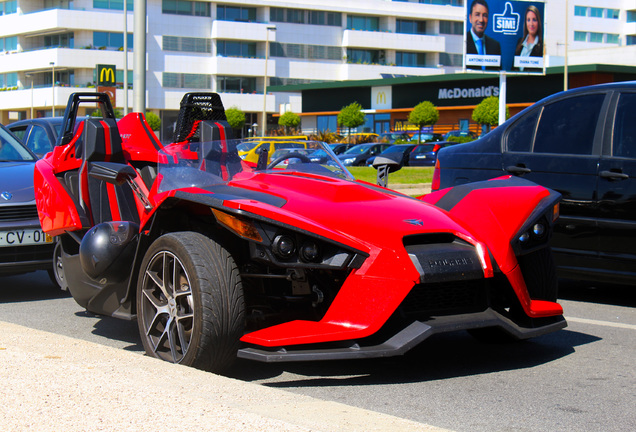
top-left (26, 73), bottom-right (33, 119)
top-left (262, 25), bottom-right (276, 137)
top-left (50, 62), bottom-right (55, 117)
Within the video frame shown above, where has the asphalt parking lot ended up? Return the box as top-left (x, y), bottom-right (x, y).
top-left (0, 271), bottom-right (634, 432)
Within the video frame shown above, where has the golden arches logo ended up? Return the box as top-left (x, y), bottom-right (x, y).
top-left (97, 64), bottom-right (116, 86)
top-left (376, 91), bottom-right (386, 105)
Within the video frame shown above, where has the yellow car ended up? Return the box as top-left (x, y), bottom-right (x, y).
top-left (238, 137), bottom-right (314, 164)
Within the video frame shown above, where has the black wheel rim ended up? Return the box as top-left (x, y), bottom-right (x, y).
top-left (139, 251), bottom-right (195, 363)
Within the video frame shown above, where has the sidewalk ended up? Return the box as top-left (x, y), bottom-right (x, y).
top-left (390, 183), bottom-right (432, 196)
top-left (0, 321), bottom-right (450, 432)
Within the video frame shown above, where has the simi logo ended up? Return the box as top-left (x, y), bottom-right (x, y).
top-left (493, 2), bottom-right (520, 36)
top-left (1, 191), bottom-right (13, 201)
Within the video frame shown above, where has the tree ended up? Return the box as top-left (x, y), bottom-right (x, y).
top-left (408, 101), bottom-right (439, 144)
top-left (225, 106), bottom-right (246, 136)
top-left (278, 111), bottom-right (301, 135)
top-left (145, 111), bottom-right (161, 131)
top-left (472, 96), bottom-right (509, 133)
top-left (337, 102), bottom-right (366, 142)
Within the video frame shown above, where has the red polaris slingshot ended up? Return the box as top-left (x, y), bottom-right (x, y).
top-left (34, 93), bottom-right (566, 373)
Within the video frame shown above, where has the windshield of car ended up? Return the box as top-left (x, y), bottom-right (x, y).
top-left (342, 144), bottom-right (371, 155)
top-left (157, 139), bottom-right (353, 193)
top-left (0, 127), bottom-right (36, 162)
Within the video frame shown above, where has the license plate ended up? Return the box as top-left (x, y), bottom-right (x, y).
top-left (0, 229), bottom-right (52, 247)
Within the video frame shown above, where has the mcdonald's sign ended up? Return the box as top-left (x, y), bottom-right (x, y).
top-left (371, 86), bottom-right (391, 110)
top-left (97, 64), bottom-right (116, 86)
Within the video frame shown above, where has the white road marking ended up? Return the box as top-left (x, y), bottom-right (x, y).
top-left (566, 316), bottom-right (636, 330)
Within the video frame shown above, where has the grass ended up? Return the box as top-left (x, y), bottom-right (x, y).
top-left (348, 166), bottom-right (434, 184)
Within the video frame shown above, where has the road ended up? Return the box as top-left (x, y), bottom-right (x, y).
top-left (1, 271), bottom-right (634, 432)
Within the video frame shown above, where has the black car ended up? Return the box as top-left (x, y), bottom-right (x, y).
top-left (409, 142), bottom-right (454, 167)
top-left (329, 142), bottom-right (357, 155)
top-left (366, 144), bottom-right (417, 167)
top-left (434, 81), bottom-right (636, 285)
top-left (7, 117), bottom-right (64, 158)
top-left (378, 132), bottom-right (412, 144)
top-left (443, 130), bottom-right (478, 141)
top-left (337, 143), bottom-right (392, 166)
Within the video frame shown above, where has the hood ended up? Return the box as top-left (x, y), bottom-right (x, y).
top-left (230, 172), bottom-right (472, 251)
top-left (0, 162), bottom-right (36, 204)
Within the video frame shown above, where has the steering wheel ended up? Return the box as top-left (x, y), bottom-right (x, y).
top-left (267, 152), bottom-right (312, 169)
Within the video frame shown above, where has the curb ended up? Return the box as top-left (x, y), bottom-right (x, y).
top-left (0, 321), bottom-right (451, 432)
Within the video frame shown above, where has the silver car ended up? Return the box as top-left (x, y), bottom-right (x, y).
top-left (0, 125), bottom-right (57, 284)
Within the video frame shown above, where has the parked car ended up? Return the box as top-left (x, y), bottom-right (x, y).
top-left (337, 143), bottom-right (392, 166)
top-left (409, 142), bottom-right (454, 167)
top-left (409, 132), bottom-right (444, 143)
top-left (34, 91), bottom-right (565, 373)
top-left (378, 132), bottom-right (412, 144)
top-left (443, 130), bottom-right (478, 141)
top-left (434, 81), bottom-right (636, 285)
top-left (329, 142), bottom-right (357, 155)
top-left (7, 117), bottom-right (63, 158)
top-left (0, 124), bottom-right (56, 283)
top-left (366, 144), bottom-right (417, 167)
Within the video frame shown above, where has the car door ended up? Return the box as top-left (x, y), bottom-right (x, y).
top-left (596, 90), bottom-right (636, 279)
top-left (502, 91), bottom-right (610, 263)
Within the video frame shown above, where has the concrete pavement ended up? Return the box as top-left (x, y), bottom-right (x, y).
top-left (0, 320), bottom-right (450, 432)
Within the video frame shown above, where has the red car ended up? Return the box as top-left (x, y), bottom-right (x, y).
top-left (34, 92), bottom-right (566, 373)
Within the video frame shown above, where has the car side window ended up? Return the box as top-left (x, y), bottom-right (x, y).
top-left (9, 125), bottom-right (28, 141)
top-left (505, 109), bottom-right (539, 152)
top-left (612, 93), bottom-right (636, 158)
top-left (533, 93), bottom-right (605, 155)
top-left (26, 125), bottom-right (52, 155)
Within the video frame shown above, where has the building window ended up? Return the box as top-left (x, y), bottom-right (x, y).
top-left (317, 115), bottom-right (338, 133)
top-left (1, 36), bottom-right (17, 51)
top-left (216, 5), bottom-right (256, 22)
top-left (396, 19), bottom-right (427, 35)
top-left (217, 40), bottom-right (256, 57)
top-left (271, 42), bottom-right (341, 61)
top-left (93, 0), bottom-right (134, 10)
top-left (418, 0), bottom-right (463, 5)
top-left (163, 0), bottom-right (211, 17)
top-left (346, 15), bottom-right (379, 31)
top-left (346, 48), bottom-right (385, 64)
top-left (93, 32), bottom-right (133, 49)
top-left (0, 72), bottom-right (17, 88)
top-left (574, 6), bottom-right (587, 17)
top-left (163, 36), bottom-right (211, 53)
top-left (44, 33), bottom-right (74, 49)
top-left (589, 32), bottom-right (603, 43)
top-left (606, 34), bottom-right (619, 44)
top-left (589, 7), bottom-right (603, 18)
top-left (628, 11), bottom-right (636, 23)
top-left (439, 20), bottom-right (463, 35)
top-left (396, 51), bottom-right (427, 67)
top-left (163, 73), bottom-right (211, 89)
top-left (271, 8), bottom-right (342, 26)
top-left (0, 0), bottom-right (17, 15)
top-left (217, 76), bottom-right (256, 93)
top-left (439, 52), bottom-right (462, 67)
top-left (606, 9), bottom-right (619, 19)
top-left (574, 31), bottom-right (587, 42)
top-left (628, 35), bottom-right (636, 45)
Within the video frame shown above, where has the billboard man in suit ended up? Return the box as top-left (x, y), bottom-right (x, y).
top-left (466, 0), bottom-right (501, 70)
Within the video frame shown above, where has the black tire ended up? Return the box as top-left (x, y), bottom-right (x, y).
top-left (47, 240), bottom-right (67, 290)
top-left (136, 232), bottom-right (244, 373)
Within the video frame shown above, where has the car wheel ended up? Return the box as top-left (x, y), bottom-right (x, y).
top-left (48, 240), bottom-right (67, 290)
top-left (136, 232), bottom-right (244, 373)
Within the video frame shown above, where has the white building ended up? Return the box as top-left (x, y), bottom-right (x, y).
top-left (0, 0), bottom-right (634, 139)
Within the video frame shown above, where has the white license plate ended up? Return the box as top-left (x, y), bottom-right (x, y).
top-left (0, 229), bottom-right (52, 247)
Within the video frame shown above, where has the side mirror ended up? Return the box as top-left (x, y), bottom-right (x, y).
top-left (372, 156), bottom-right (402, 188)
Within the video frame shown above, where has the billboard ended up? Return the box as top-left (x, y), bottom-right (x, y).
top-left (464, 0), bottom-right (545, 73)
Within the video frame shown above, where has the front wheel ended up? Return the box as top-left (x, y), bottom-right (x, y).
top-left (136, 232), bottom-right (244, 373)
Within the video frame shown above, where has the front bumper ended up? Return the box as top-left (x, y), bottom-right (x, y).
top-left (237, 308), bottom-right (567, 362)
